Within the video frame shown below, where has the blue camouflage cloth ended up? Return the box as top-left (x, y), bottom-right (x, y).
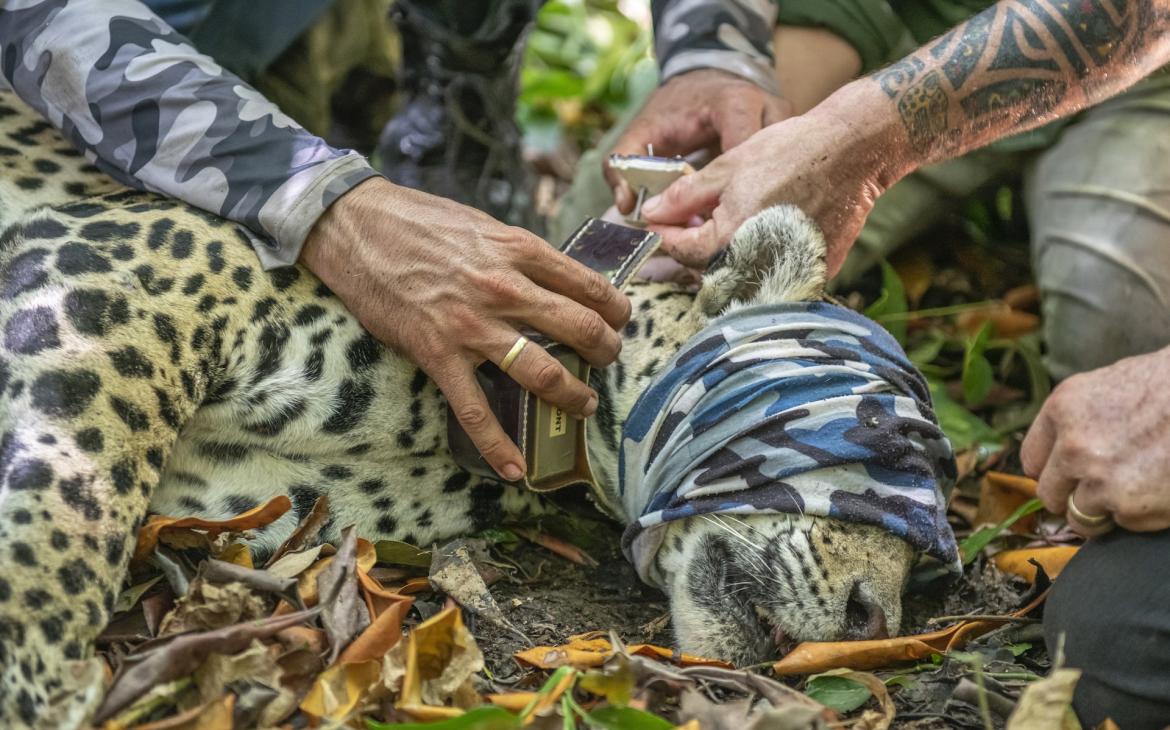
top-left (619, 301), bottom-right (960, 587)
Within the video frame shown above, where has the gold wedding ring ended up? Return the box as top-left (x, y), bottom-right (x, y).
top-left (1066, 492), bottom-right (1114, 536)
top-left (500, 336), bottom-right (529, 373)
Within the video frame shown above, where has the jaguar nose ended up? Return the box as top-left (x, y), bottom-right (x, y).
top-left (845, 581), bottom-right (889, 640)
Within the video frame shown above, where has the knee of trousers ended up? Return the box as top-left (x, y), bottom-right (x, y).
top-left (1044, 530), bottom-right (1170, 729)
top-left (1034, 235), bottom-right (1170, 380)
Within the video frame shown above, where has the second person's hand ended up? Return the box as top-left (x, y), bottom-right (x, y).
top-left (640, 84), bottom-right (912, 275)
top-left (604, 69), bottom-right (792, 214)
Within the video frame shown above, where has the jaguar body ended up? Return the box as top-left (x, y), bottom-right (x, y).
top-left (0, 92), bottom-right (912, 727)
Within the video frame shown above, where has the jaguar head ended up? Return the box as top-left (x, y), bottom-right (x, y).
top-left (586, 205), bottom-right (929, 664)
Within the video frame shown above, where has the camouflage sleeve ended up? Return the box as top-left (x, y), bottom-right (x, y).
top-left (0, 0), bottom-right (380, 269)
top-left (650, 0), bottom-right (780, 94)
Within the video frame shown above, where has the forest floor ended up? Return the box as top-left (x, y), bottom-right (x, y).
top-left (96, 189), bottom-right (1088, 728)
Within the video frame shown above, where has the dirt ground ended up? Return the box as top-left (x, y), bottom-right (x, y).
top-left (444, 486), bottom-right (1052, 728)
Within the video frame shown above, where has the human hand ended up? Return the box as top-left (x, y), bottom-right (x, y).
top-left (640, 84), bottom-right (909, 275)
top-left (1021, 346), bottom-right (1170, 535)
top-left (301, 178), bottom-right (631, 481)
top-left (605, 69), bottom-right (792, 214)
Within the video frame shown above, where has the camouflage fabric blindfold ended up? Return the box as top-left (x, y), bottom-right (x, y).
top-left (618, 302), bottom-right (961, 588)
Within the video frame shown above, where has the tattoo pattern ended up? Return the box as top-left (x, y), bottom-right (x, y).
top-left (872, 0), bottom-right (1154, 155)
top-left (875, 57), bottom-right (925, 98)
top-left (896, 70), bottom-right (950, 149)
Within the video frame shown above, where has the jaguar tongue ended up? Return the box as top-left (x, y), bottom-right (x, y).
top-left (755, 606), bottom-right (796, 656)
top-left (771, 625), bottom-right (797, 656)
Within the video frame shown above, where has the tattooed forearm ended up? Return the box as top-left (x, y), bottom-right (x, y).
top-left (873, 0), bottom-right (1170, 159)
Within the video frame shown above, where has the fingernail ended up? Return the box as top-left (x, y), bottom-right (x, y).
top-left (584, 395), bottom-right (598, 417)
top-left (642, 195), bottom-right (662, 215)
top-left (502, 463), bottom-right (524, 481)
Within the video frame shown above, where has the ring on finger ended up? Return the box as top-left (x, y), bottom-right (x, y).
top-left (1066, 491), bottom-right (1115, 536)
top-left (499, 335), bottom-right (529, 374)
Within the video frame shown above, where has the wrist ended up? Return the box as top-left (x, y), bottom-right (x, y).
top-left (812, 78), bottom-right (920, 191)
top-left (660, 52), bottom-right (781, 96)
top-left (300, 176), bottom-right (390, 272)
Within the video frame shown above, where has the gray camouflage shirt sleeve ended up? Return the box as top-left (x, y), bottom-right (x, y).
top-left (651, 0), bottom-right (780, 94)
top-left (0, 0), bottom-right (380, 269)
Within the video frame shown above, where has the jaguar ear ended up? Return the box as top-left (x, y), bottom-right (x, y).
top-left (693, 204), bottom-right (828, 317)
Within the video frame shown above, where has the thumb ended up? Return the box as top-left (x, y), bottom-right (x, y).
top-left (642, 172), bottom-right (722, 225)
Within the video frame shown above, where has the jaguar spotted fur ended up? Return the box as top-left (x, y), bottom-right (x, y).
top-left (0, 92), bottom-right (913, 727)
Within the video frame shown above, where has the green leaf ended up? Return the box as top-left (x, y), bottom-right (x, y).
top-left (1012, 334), bottom-right (1052, 408)
top-left (1007, 642), bottom-right (1034, 657)
top-left (961, 322), bottom-right (995, 406)
top-left (373, 539), bottom-right (432, 568)
top-left (959, 498), bottom-right (1044, 564)
top-left (478, 528), bottom-right (520, 546)
top-left (996, 184), bottom-right (1014, 224)
top-left (367, 706), bottom-right (520, 730)
top-left (519, 69), bottom-right (586, 103)
top-left (907, 333), bottom-right (947, 368)
top-left (884, 674), bottom-right (917, 689)
top-left (115, 575), bottom-right (162, 613)
top-left (805, 675), bottom-right (872, 713)
top-left (865, 260), bottom-right (908, 344)
top-left (962, 354), bottom-right (994, 406)
top-left (928, 381), bottom-right (999, 452)
top-left (585, 706), bottom-right (673, 730)
top-left (563, 695), bottom-right (579, 730)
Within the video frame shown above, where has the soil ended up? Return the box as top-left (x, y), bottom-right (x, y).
top-left (471, 521), bottom-right (669, 683)
top-left (445, 496), bottom-right (1052, 726)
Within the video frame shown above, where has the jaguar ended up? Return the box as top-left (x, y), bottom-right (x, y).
top-left (0, 91), bottom-right (915, 727)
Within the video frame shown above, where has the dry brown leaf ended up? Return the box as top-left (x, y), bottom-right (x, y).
top-left (124, 694), bottom-right (236, 730)
top-left (975, 472), bottom-right (1040, 534)
top-left (1006, 668), bottom-right (1082, 729)
top-left (385, 576), bottom-right (434, 595)
top-left (275, 625), bottom-right (328, 655)
top-left (134, 496), bottom-right (291, 562)
top-left (956, 301), bottom-right (1039, 339)
top-left (773, 590), bottom-right (1049, 675)
top-left (299, 658), bottom-right (382, 721)
top-left (95, 608), bottom-right (318, 723)
top-left (1003, 284), bottom-right (1039, 310)
top-left (192, 640), bottom-right (280, 700)
top-left (338, 597), bottom-right (413, 664)
top-left (318, 526), bottom-right (371, 665)
top-left (265, 494), bottom-right (330, 567)
top-left (267, 544), bottom-right (327, 580)
top-left (358, 565), bottom-right (413, 618)
top-left (390, 606), bottom-right (485, 717)
top-left (429, 540), bottom-right (513, 631)
top-left (486, 692), bottom-right (538, 712)
top-left (893, 249), bottom-right (933, 307)
top-left (994, 546), bottom-right (1079, 581)
top-left (515, 633), bottom-right (731, 670)
top-left (523, 668), bottom-right (577, 723)
top-left (200, 559), bottom-right (302, 609)
top-left (158, 580), bottom-right (268, 637)
top-left (214, 541), bottom-right (253, 569)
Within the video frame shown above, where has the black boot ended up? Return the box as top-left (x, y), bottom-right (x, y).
top-left (377, 0), bottom-right (542, 229)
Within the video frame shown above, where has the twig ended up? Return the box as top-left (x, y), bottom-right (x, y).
top-left (985, 671), bottom-right (1041, 682)
top-left (927, 614), bottom-right (1041, 625)
top-left (514, 528), bottom-right (599, 567)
